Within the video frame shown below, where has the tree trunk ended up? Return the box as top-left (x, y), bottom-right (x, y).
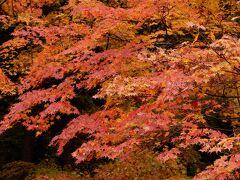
top-left (21, 130), bottom-right (35, 162)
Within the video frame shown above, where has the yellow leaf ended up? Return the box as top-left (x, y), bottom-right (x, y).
top-left (36, 131), bottom-right (41, 136)
top-left (209, 31), bottom-right (216, 41)
top-left (193, 33), bottom-right (199, 43)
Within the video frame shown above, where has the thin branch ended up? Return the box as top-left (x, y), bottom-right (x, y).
top-left (213, 49), bottom-right (240, 72)
top-left (235, 86), bottom-right (240, 106)
top-left (222, 84), bottom-right (226, 97)
top-left (224, 70), bottom-right (240, 75)
top-left (0, 0), bottom-right (7, 6)
top-left (205, 92), bottom-right (240, 99)
top-left (109, 33), bottom-right (130, 42)
top-left (105, 33), bottom-right (110, 50)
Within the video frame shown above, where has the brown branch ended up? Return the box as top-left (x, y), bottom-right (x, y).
top-left (222, 84), bottom-right (226, 97)
top-left (0, 0), bottom-right (7, 6)
top-left (235, 86), bottom-right (240, 106)
top-left (109, 33), bottom-right (130, 42)
top-left (105, 33), bottom-right (110, 50)
top-left (224, 70), bottom-right (240, 75)
top-left (205, 92), bottom-right (240, 99)
top-left (213, 49), bottom-right (240, 72)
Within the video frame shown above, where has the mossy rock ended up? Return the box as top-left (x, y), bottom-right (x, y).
top-left (0, 161), bottom-right (35, 180)
top-left (25, 159), bottom-right (81, 180)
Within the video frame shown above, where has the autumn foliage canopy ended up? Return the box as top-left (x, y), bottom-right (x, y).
top-left (0, 0), bottom-right (240, 179)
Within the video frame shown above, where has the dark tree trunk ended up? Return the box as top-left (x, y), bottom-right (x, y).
top-left (21, 130), bottom-right (35, 162)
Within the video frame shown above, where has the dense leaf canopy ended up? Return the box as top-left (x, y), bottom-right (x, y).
top-left (0, 0), bottom-right (239, 179)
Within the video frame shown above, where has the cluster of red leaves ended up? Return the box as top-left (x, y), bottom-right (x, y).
top-left (0, 0), bottom-right (240, 179)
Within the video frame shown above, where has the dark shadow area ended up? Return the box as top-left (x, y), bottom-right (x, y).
top-left (42, 0), bottom-right (68, 16)
top-left (0, 24), bottom-right (16, 45)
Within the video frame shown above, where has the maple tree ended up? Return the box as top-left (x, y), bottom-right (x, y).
top-left (0, 0), bottom-right (240, 179)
